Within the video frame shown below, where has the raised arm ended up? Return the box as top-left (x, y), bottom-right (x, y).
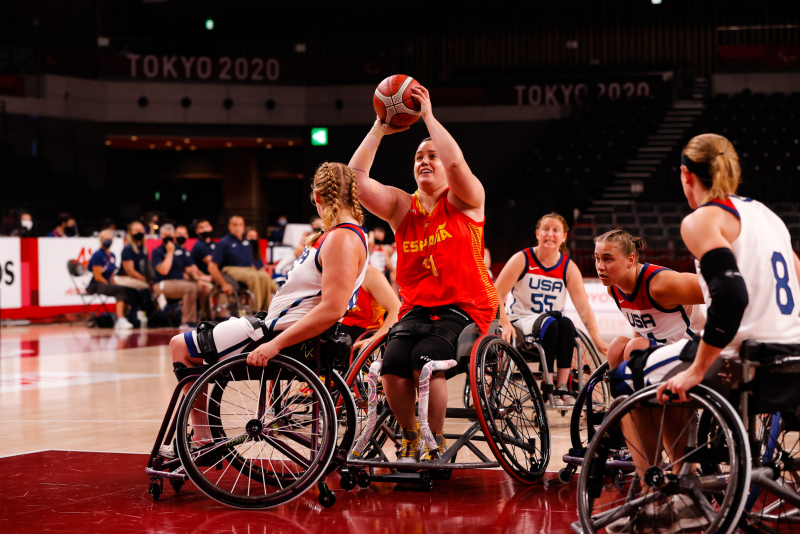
top-left (566, 261), bottom-right (609, 356)
top-left (348, 120), bottom-right (410, 230)
top-left (412, 86), bottom-right (485, 210)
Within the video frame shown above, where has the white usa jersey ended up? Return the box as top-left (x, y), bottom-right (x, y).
top-left (610, 263), bottom-right (695, 346)
top-left (695, 196), bottom-right (800, 357)
top-left (264, 223), bottom-right (368, 331)
top-left (507, 248), bottom-right (569, 318)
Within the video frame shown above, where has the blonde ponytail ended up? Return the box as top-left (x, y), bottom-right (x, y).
top-left (682, 133), bottom-right (741, 202)
top-left (307, 162), bottom-right (365, 246)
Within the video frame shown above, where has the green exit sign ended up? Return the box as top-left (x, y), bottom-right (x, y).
top-left (311, 128), bottom-right (328, 146)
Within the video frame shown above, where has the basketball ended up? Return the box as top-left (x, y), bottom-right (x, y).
top-left (373, 74), bottom-right (422, 127)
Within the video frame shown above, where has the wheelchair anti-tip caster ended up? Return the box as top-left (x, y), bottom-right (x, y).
top-left (558, 467), bottom-right (575, 484)
top-left (357, 471), bottom-right (371, 489)
top-left (149, 477), bottom-right (164, 501)
top-left (420, 472), bottom-right (433, 492)
top-left (339, 471), bottom-right (357, 491)
top-left (318, 487), bottom-right (337, 508)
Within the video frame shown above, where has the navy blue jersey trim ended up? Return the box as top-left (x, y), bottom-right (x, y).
top-left (267, 291), bottom-right (321, 331)
top-left (609, 286), bottom-right (623, 312)
top-left (518, 249), bottom-right (531, 281)
top-left (698, 201), bottom-right (740, 219)
top-left (644, 267), bottom-right (683, 313)
top-left (562, 256), bottom-right (571, 283)
top-left (530, 249), bottom-right (564, 273)
top-left (616, 263), bottom-right (649, 304)
top-left (315, 223), bottom-right (367, 273)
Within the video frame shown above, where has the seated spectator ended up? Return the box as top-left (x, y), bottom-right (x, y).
top-left (48, 212), bottom-right (77, 237)
top-left (116, 221), bottom-right (152, 291)
top-left (268, 214), bottom-right (288, 243)
top-left (209, 215), bottom-right (278, 311)
top-left (191, 218), bottom-right (216, 275)
top-left (176, 224), bottom-right (212, 319)
top-left (11, 211), bottom-right (34, 237)
top-left (245, 226), bottom-right (266, 270)
top-left (152, 224), bottom-right (207, 329)
top-left (274, 216), bottom-right (324, 276)
top-left (86, 229), bottom-right (133, 329)
top-left (143, 212), bottom-right (160, 236)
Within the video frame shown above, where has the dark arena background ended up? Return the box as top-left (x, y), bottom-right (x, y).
top-left (1, 1), bottom-right (799, 532)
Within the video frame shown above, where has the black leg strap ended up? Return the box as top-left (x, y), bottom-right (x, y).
top-left (530, 310), bottom-right (563, 340)
top-left (196, 321), bottom-right (220, 365)
top-left (627, 346), bottom-right (657, 392)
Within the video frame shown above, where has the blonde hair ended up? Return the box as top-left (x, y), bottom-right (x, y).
top-left (126, 221), bottom-right (143, 254)
top-left (682, 133), bottom-right (741, 202)
top-left (535, 212), bottom-right (570, 255)
top-left (307, 162), bottom-right (365, 246)
top-left (594, 229), bottom-right (645, 262)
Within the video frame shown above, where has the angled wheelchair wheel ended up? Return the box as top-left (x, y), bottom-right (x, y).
top-left (471, 335), bottom-right (550, 484)
top-left (576, 384), bottom-right (750, 534)
top-left (570, 361), bottom-right (612, 452)
top-left (176, 354), bottom-right (337, 509)
top-left (344, 334), bottom-right (394, 450)
top-left (737, 412), bottom-right (800, 534)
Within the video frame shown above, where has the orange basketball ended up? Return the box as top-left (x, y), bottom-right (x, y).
top-left (373, 74), bottom-right (422, 127)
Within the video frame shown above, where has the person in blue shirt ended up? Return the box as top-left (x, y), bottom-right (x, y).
top-left (48, 212), bottom-right (77, 238)
top-left (152, 224), bottom-right (208, 329)
top-left (191, 219), bottom-right (216, 275)
top-left (209, 215), bottom-right (278, 311)
top-left (86, 229), bottom-right (133, 329)
top-left (246, 227), bottom-right (266, 271)
top-left (115, 221), bottom-right (152, 291)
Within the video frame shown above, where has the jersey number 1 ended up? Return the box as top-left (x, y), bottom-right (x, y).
top-left (771, 251), bottom-right (795, 315)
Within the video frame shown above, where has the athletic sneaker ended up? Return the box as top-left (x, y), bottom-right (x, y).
top-left (552, 396), bottom-right (564, 407)
top-left (422, 434), bottom-right (447, 461)
top-left (397, 429), bottom-right (422, 463)
top-left (115, 316), bottom-right (134, 330)
top-left (560, 394), bottom-right (576, 407)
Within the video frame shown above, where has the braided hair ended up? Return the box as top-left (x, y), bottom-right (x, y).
top-left (307, 162), bottom-right (365, 246)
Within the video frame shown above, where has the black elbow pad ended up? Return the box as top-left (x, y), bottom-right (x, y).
top-left (700, 248), bottom-right (749, 348)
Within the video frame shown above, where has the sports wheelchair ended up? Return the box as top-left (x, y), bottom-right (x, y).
top-left (462, 312), bottom-right (607, 419)
top-left (572, 340), bottom-right (800, 534)
top-left (343, 321), bottom-right (551, 489)
top-left (208, 276), bottom-right (256, 320)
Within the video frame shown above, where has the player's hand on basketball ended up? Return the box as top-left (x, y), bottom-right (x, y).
top-left (247, 342), bottom-right (279, 367)
top-left (373, 117), bottom-right (409, 135)
top-left (499, 318), bottom-right (516, 343)
top-left (656, 366), bottom-right (703, 404)
top-left (411, 86), bottom-right (432, 119)
top-left (221, 282), bottom-right (234, 295)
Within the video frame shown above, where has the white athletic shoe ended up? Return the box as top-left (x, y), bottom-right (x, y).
top-left (552, 396), bottom-right (565, 407)
top-left (115, 316), bottom-right (134, 330)
top-left (560, 395), bottom-right (576, 407)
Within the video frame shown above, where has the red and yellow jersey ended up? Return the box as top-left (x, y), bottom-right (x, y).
top-left (396, 191), bottom-right (499, 333)
top-left (342, 286), bottom-right (385, 330)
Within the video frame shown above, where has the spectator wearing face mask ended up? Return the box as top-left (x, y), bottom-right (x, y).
top-left (176, 224), bottom-right (212, 319)
top-left (11, 212), bottom-right (34, 237)
top-left (86, 229), bottom-right (133, 329)
top-left (191, 218), bottom-right (216, 275)
top-left (48, 212), bottom-right (78, 238)
top-left (268, 215), bottom-right (288, 243)
top-left (246, 227), bottom-right (266, 270)
top-left (116, 221), bottom-right (152, 291)
top-left (152, 224), bottom-right (205, 329)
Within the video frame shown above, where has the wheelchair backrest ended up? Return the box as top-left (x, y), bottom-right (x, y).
top-left (456, 320), bottom-right (500, 361)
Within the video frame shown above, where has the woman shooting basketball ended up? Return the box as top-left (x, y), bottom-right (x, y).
top-left (349, 85), bottom-right (498, 462)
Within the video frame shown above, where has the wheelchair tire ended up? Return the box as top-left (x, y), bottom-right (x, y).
top-left (176, 354), bottom-right (337, 510)
top-left (569, 361), bottom-right (610, 452)
top-left (576, 384), bottom-right (750, 534)
top-left (471, 335), bottom-right (550, 484)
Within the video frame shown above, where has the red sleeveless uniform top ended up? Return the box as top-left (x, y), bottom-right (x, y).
top-left (341, 287), bottom-right (385, 330)
top-left (396, 191), bottom-right (498, 333)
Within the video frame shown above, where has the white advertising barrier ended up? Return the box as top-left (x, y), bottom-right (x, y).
top-left (0, 237), bottom-right (22, 309)
top-left (38, 237), bottom-right (125, 306)
top-left (565, 279), bottom-right (634, 341)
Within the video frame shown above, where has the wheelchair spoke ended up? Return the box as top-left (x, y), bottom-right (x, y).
top-left (229, 370), bottom-right (255, 420)
top-left (213, 380), bottom-right (251, 423)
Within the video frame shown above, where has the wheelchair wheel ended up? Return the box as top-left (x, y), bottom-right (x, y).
top-left (576, 384), bottom-right (750, 534)
top-left (344, 334), bottom-right (391, 445)
top-left (738, 412), bottom-right (800, 533)
top-left (176, 354), bottom-right (337, 509)
top-left (569, 361), bottom-right (611, 452)
top-left (471, 335), bottom-right (550, 484)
